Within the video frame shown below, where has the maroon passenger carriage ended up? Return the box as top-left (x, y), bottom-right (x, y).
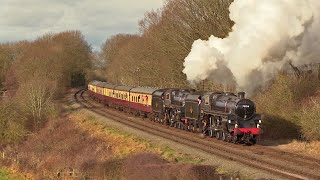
top-left (87, 81), bottom-right (110, 103)
top-left (88, 81), bottom-right (158, 116)
top-left (129, 87), bottom-right (158, 114)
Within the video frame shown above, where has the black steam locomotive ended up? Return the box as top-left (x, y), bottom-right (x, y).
top-left (88, 81), bottom-right (262, 145)
top-left (152, 89), bottom-right (262, 145)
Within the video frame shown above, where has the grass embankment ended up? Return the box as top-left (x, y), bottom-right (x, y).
top-left (254, 74), bottom-right (320, 156)
top-left (1, 109), bottom-right (213, 179)
top-left (70, 111), bottom-right (205, 163)
top-left (70, 111), bottom-right (239, 180)
top-left (277, 140), bottom-right (320, 157)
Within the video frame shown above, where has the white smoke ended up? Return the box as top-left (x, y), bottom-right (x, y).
top-left (183, 0), bottom-right (320, 94)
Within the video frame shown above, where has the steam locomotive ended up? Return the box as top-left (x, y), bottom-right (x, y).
top-left (88, 81), bottom-right (262, 145)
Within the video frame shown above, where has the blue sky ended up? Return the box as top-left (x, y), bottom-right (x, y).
top-left (0, 0), bottom-right (164, 50)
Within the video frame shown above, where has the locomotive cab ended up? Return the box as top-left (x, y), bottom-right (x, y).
top-left (164, 89), bottom-right (191, 107)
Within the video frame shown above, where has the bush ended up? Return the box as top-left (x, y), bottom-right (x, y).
top-left (0, 102), bottom-right (27, 145)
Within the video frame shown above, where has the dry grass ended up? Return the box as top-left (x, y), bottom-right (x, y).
top-left (69, 110), bottom-right (205, 164)
top-left (299, 95), bottom-right (320, 141)
top-left (254, 74), bottom-right (320, 140)
top-left (0, 109), bottom-right (206, 179)
top-left (276, 140), bottom-right (320, 158)
top-left (69, 111), bottom-right (162, 158)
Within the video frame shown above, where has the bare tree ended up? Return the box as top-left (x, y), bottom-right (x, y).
top-left (98, 0), bottom-right (234, 88)
top-left (16, 77), bottom-right (56, 130)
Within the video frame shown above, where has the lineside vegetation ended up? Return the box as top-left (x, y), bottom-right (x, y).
top-left (0, 31), bottom-right (92, 145)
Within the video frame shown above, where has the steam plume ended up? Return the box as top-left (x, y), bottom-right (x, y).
top-left (183, 0), bottom-right (320, 95)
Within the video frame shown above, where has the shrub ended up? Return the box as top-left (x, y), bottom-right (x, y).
top-left (0, 102), bottom-right (27, 145)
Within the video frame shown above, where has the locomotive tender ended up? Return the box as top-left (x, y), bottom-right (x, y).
top-left (88, 80), bottom-right (262, 145)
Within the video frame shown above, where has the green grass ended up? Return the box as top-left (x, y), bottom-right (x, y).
top-left (159, 146), bottom-right (198, 163)
top-left (0, 169), bottom-right (24, 180)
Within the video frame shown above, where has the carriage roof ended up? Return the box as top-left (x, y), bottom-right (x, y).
top-left (130, 87), bottom-right (159, 95)
top-left (114, 85), bottom-right (135, 92)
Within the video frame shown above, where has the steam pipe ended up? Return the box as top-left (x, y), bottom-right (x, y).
top-left (238, 92), bottom-right (245, 99)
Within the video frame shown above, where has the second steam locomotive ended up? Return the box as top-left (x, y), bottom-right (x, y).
top-left (88, 81), bottom-right (262, 145)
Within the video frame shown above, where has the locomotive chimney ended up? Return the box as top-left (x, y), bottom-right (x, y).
top-left (238, 92), bottom-right (245, 99)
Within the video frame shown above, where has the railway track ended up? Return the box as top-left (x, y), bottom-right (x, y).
top-left (74, 89), bottom-right (320, 180)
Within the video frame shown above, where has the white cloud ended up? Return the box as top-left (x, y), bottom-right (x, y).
top-left (0, 0), bottom-right (164, 50)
